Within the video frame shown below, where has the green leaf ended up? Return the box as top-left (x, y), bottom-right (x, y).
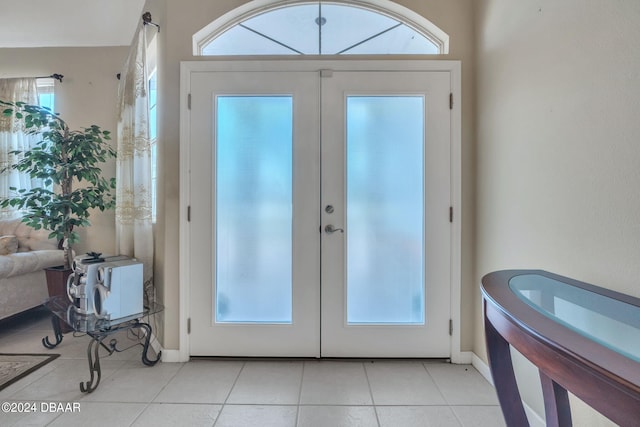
top-left (0, 98), bottom-right (117, 248)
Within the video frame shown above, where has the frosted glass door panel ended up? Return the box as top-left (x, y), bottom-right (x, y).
top-left (346, 96), bottom-right (425, 324)
top-left (216, 96), bottom-right (293, 323)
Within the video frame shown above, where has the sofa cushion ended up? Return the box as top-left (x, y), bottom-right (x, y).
top-left (0, 218), bottom-right (58, 251)
top-left (0, 235), bottom-right (18, 255)
top-left (0, 250), bottom-right (65, 279)
top-left (0, 256), bottom-right (12, 278)
top-left (14, 222), bottom-right (58, 251)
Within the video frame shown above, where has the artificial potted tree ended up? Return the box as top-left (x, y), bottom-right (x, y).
top-left (0, 100), bottom-right (116, 298)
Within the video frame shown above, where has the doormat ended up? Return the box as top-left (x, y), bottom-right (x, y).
top-left (0, 353), bottom-right (59, 391)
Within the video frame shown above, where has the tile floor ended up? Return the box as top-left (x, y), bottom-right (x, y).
top-left (0, 307), bottom-right (505, 427)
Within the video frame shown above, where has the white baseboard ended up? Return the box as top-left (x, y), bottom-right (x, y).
top-left (145, 332), bottom-right (186, 363)
top-left (471, 352), bottom-right (494, 385)
top-left (160, 349), bottom-right (187, 363)
top-left (523, 403), bottom-right (545, 427)
top-left (149, 334), bottom-right (162, 357)
top-left (142, 326), bottom-right (189, 362)
top-left (451, 350), bottom-right (473, 364)
top-left (471, 353), bottom-right (545, 427)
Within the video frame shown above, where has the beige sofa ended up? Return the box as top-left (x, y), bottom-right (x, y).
top-left (0, 218), bottom-right (65, 320)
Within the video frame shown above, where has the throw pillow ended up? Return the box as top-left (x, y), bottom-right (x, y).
top-left (0, 235), bottom-right (19, 255)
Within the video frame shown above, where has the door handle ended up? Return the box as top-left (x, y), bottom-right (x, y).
top-left (325, 224), bottom-right (344, 234)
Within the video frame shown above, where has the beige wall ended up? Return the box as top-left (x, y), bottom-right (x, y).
top-left (475, 0), bottom-right (640, 424)
top-left (153, 0), bottom-right (476, 352)
top-left (0, 47), bottom-right (129, 256)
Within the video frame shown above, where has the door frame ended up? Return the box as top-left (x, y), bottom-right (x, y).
top-left (178, 59), bottom-right (462, 362)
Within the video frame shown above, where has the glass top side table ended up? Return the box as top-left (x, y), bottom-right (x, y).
top-left (42, 295), bottom-right (164, 393)
top-left (481, 270), bottom-right (640, 427)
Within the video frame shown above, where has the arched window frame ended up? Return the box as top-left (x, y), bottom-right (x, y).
top-left (193, 0), bottom-right (450, 56)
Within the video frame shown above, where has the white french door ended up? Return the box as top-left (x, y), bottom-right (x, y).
top-left (187, 62), bottom-right (452, 358)
top-left (321, 70), bottom-right (451, 357)
top-left (188, 71), bottom-right (321, 356)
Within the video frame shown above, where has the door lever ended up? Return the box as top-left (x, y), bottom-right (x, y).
top-left (325, 224), bottom-right (344, 234)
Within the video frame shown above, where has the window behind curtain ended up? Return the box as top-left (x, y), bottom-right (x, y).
top-left (0, 77), bottom-right (54, 218)
top-left (148, 71), bottom-right (157, 223)
top-left (37, 78), bottom-right (55, 192)
top-left (147, 32), bottom-right (158, 223)
top-left (37, 78), bottom-right (55, 111)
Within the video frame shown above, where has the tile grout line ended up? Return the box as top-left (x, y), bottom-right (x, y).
top-left (362, 361), bottom-right (382, 427)
top-left (212, 360), bottom-right (246, 426)
top-left (126, 359), bottom-right (189, 426)
top-left (294, 361), bottom-right (306, 426)
top-left (421, 361), bottom-right (450, 406)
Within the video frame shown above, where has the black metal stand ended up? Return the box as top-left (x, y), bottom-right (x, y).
top-left (42, 316), bottom-right (64, 349)
top-left (43, 316), bottom-right (161, 393)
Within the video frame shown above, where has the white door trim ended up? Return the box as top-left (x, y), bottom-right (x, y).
top-left (178, 59), bottom-right (461, 362)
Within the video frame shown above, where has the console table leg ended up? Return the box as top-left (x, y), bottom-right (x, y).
top-left (80, 337), bottom-right (102, 393)
top-left (137, 323), bottom-right (161, 366)
top-left (540, 371), bottom-right (572, 427)
top-left (485, 305), bottom-right (530, 427)
top-left (42, 315), bottom-right (64, 349)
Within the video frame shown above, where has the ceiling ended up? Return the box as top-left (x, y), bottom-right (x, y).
top-left (0, 0), bottom-right (146, 48)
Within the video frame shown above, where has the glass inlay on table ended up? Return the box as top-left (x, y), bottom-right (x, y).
top-left (481, 270), bottom-right (640, 427)
top-left (509, 274), bottom-right (640, 363)
top-left (42, 295), bottom-right (164, 392)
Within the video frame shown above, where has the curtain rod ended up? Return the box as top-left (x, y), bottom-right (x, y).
top-left (116, 12), bottom-right (159, 81)
top-left (35, 74), bottom-right (64, 82)
top-left (142, 12), bottom-right (160, 32)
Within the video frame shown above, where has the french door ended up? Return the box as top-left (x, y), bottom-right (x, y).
top-left (187, 62), bottom-right (452, 357)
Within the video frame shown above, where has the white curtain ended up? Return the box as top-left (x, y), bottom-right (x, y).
top-left (116, 25), bottom-right (154, 303)
top-left (0, 78), bottom-right (40, 219)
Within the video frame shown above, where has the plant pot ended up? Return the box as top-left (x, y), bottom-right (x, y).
top-left (44, 266), bottom-right (73, 333)
top-left (45, 266), bottom-right (72, 297)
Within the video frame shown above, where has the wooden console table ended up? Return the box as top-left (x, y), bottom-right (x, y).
top-left (481, 270), bottom-right (640, 427)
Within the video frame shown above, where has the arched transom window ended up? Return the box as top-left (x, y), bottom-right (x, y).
top-left (194, 0), bottom-right (449, 56)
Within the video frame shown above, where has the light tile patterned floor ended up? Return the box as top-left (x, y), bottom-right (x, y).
top-left (0, 308), bottom-right (505, 427)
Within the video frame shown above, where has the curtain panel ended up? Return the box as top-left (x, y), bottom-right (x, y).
top-left (0, 78), bottom-right (40, 219)
top-left (116, 25), bottom-right (155, 303)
